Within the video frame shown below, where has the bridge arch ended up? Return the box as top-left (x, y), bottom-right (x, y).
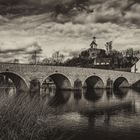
top-left (84, 75), bottom-right (104, 89)
top-left (41, 73), bottom-right (72, 90)
top-left (113, 77), bottom-right (129, 89)
top-left (0, 71), bottom-right (29, 92)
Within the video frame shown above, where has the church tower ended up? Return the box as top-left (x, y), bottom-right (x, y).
top-left (90, 37), bottom-right (98, 49)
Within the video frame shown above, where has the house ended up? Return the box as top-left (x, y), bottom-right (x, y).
top-left (93, 58), bottom-right (111, 69)
top-left (131, 59), bottom-right (140, 73)
top-left (94, 58), bottom-right (111, 66)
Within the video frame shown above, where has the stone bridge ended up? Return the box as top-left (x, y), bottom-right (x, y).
top-left (0, 63), bottom-right (140, 92)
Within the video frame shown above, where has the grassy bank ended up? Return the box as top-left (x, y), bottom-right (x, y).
top-left (0, 93), bottom-right (72, 140)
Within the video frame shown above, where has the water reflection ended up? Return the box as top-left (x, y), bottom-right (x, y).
top-left (113, 88), bottom-right (129, 99)
top-left (74, 90), bottom-right (82, 101)
top-left (48, 90), bottom-right (71, 107)
top-left (106, 89), bottom-right (113, 100)
top-left (83, 88), bottom-right (104, 102)
top-left (0, 86), bottom-right (131, 108)
top-left (87, 112), bottom-right (112, 129)
top-left (86, 102), bottom-right (136, 131)
top-left (1, 85), bottom-right (140, 140)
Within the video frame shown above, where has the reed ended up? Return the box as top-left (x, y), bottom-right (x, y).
top-left (0, 93), bottom-right (68, 140)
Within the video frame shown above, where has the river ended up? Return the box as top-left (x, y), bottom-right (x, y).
top-left (1, 87), bottom-right (140, 140)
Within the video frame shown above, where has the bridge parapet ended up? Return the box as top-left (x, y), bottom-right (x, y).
top-left (0, 63), bottom-right (140, 91)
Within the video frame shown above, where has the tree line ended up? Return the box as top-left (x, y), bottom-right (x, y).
top-left (11, 43), bottom-right (140, 70)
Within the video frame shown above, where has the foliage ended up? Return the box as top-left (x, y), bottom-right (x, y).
top-left (125, 48), bottom-right (134, 57)
top-left (64, 47), bottom-right (139, 69)
top-left (42, 51), bottom-right (65, 65)
top-left (25, 41), bottom-right (139, 69)
top-left (80, 50), bottom-right (89, 58)
top-left (64, 57), bottom-right (94, 67)
top-left (0, 93), bottom-right (72, 140)
top-left (51, 51), bottom-right (65, 64)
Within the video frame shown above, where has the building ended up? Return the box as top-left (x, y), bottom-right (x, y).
top-left (131, 59), bottom-right (140, 73)
top-left (70, 37), bottom-right (139, 71)
top-left (80, 37), bottom-right (106, 59)
top-left (94, 58), bottom-right (111, 69)
top-left (88, 48), bottom-right (106, 59)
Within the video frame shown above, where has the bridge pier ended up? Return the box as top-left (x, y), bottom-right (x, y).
top-left (29, 79), bottom-right (41, 96)
top-left (106, 78), bottom-right (114, 89)
top-left (0, 63), bottom-right (140, 95)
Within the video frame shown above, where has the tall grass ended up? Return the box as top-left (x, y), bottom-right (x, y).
top-left (0, 91), bottom-right (72, 140)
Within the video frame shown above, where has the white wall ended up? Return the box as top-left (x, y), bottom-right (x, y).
top-left (131, 60), bottom-right (140, 73)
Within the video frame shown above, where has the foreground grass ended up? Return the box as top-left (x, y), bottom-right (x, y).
top-left (0, 92), bottom-right (73, 140)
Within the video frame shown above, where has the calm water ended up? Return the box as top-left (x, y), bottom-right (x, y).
top-left (1, 87), bottom-right (140, 140)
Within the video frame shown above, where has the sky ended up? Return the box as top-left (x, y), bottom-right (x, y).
top-left (0, 0), bottom-right (140, 63)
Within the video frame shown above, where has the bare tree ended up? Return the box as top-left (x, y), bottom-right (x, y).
top-left (42, 57), bottom-right (51, 65)
top-left (52, 51), bottom-right (65, 64)
top-left (13, 59), bottom-right (19, 64)
top-left (28, 42), bottom-right (42, 64)
top-left (105, 41), bottom-right (113, 55)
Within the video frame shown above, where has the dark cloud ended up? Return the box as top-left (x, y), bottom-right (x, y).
top-left (89, 0), bottom-right (140, 27)
top-left (0, 0), bottom-right (139, 27)
top-left (0, 0), bottom-right (92, 16)
top-left (0, 41), bottom-right (42, 62)
top-left (0, 0), bottom-right (139, 63)
top-left (0, 0), bottom-right (22, 6)
top-left (0, 48), bottom-right (26, 54)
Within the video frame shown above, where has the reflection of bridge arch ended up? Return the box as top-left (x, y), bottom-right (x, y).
top-left (113, 88), bottom-right (129, 99)
top-left (48, 90), bottom-right (71, 107)
top-left (84, 76), bottom-right (104, 89)
top-left (42, 73), bottom-right (72, 90)
top-left (84, 89), bottom-right (104, 102)
top-left (113, 77), bottom-right (129, 89)
top-left (0, 71), bottom-right (29, 92)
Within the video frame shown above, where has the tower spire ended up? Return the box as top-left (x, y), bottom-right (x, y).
top-left (90, 36), bottom-right (97, 49)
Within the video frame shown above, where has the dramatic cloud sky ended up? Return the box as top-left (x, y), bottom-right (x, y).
top-left (0, 0), bottom-right (140, 62)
